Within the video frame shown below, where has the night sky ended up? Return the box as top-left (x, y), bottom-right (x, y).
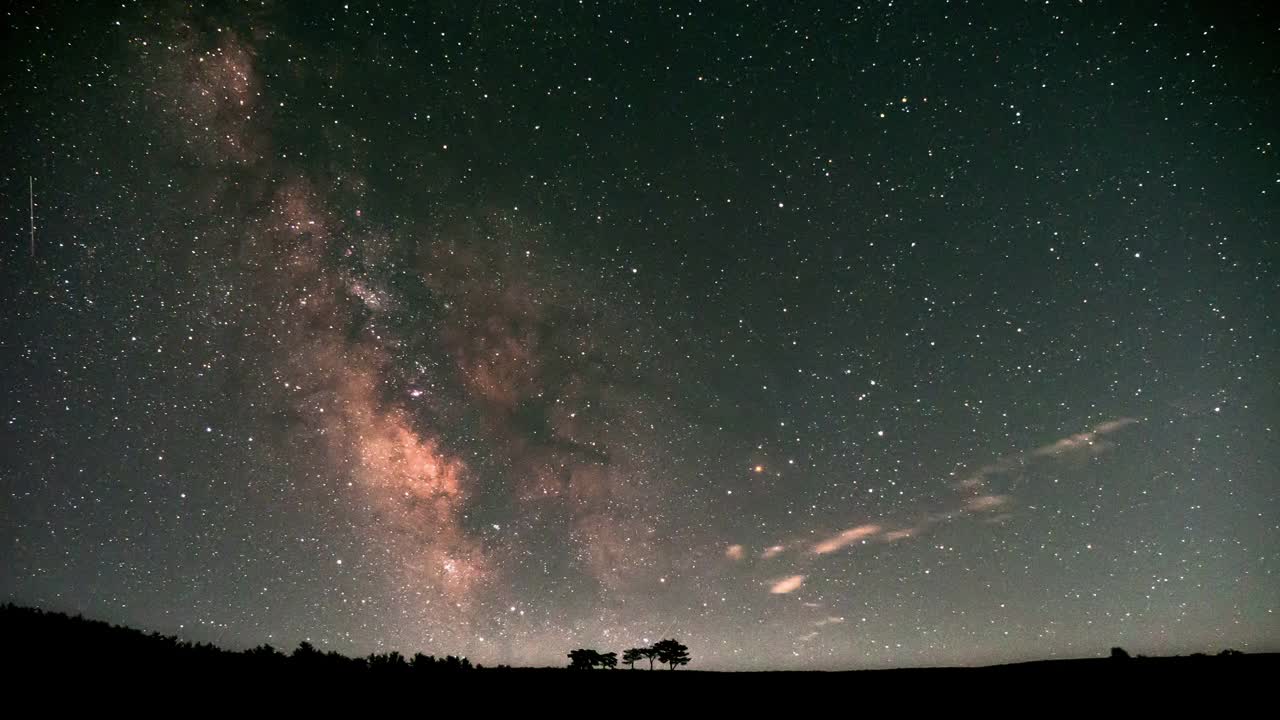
top-left (2, 1), bottom-right (1277, 671)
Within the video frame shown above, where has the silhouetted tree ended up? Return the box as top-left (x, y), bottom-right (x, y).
top-left (411, 652), bottom-right (436, 672)
top-left (567, 648), bottom-right (618, 669)
top-left (1219, 649), bottom-right (1244, 657)
top-left (368, 650), bottom-right (410, 675)
top-left (568, 648), bottom-right (597, 669)
top-left (640, 645), bottom-right (659, 670)
top-left (1110, 647), bottom-right (1130, 660)
top-left (622, 648), bottom-right (644, 669)
top-left (247, 644), bottom-right (283, 662)
top-left (652, 639), bottom-right (691, 670)
top-left (293, 640), bottom-right (323, 669)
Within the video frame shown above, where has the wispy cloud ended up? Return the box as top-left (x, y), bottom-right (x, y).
top-left (1089, 417), bottom-right (1139, 436)
top-left (962, 417), bottom-right (1137, 487)
top-left (1031, 431), bottom-right (1098, 457)
top-left (812, 524), bottom-right (882, 555)
top-left (807, 496), bottom-right (1007, 558)
top-left (732, 417), bottom-right (1138, 594)
top-left (797, 616), bottom-right (847, 644)
top-left (770, 575), bottom-right (806, 594)
top-left (964, 494), bottom-right (1010, 512)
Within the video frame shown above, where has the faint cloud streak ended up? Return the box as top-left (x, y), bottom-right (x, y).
top-left (812, 524), bottom-right (882, 555)
top-left (737, 417), bottom-right (1139, 594)
top-left (770, 575), bottom-right (806, 594)
top-left (965, 494), bottom-right (1010, 512)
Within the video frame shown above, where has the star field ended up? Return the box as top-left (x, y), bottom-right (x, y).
top-left (1, 1), bottom-right (1276, 670)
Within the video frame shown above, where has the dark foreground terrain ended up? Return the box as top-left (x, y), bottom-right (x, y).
top-left (3, 604), bottom-right (1273, 706)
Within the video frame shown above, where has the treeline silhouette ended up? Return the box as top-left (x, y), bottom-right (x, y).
top-left (3, 604), bottom-right (704, 677)
top-left (3, 603), bottom-right (1273, 693)
top-left (1, 604), bottom-right (495, 681)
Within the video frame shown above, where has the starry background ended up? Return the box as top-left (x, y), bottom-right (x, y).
top-left (1, 1), bottom-right (1277, 670)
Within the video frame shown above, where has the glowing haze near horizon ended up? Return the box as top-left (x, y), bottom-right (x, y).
top-left (1, 1), bottom-right (1276, 670)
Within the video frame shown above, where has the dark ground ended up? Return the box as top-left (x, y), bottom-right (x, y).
top-left (3, 603), bottom-right (1273, 707)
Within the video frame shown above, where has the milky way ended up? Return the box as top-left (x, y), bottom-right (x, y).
top-left (2, 2), bottom-right (1276, 669)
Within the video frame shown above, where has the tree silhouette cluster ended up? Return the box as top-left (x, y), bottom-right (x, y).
top-left (567, 648), bottom-right (618, 669)
top-left (1112, 645), bottom-right (1246, 661)
top-left (573, 639), bottom-right (690, 670)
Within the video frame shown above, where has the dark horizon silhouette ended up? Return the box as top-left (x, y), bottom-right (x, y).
top-left (4, 603), bottom-right (1272, 685)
